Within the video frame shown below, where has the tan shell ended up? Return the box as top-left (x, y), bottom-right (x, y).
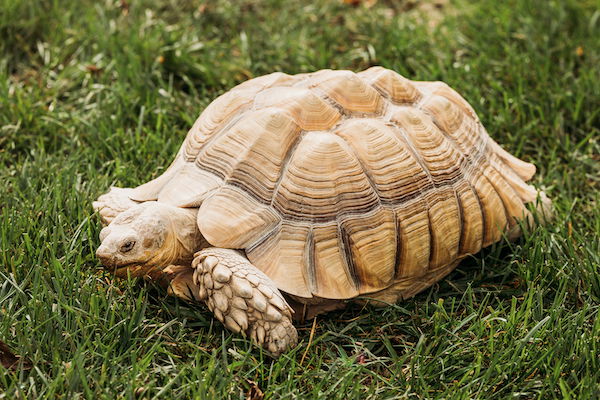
top-left (131, 67), bottom-right (543, 300)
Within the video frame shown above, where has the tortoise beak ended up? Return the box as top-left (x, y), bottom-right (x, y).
top-left (96, 246), bottom-right (148, 277)
top-left (96, 245), bottom-right (114, 266)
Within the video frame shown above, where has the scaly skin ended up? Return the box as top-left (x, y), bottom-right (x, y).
top-left (192, 248), bottom-right (298, 356)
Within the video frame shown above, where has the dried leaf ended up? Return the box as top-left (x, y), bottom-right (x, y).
top-left (342, 0), bottom-right (378, 7)
top-left (119, 0), bottom-right (130, 16)
top-left (245, 379), bottom-right (264, 400)
top-left (356, 352), bottom-right (368, 364)
top-left (86, 65), bottom-right (103, 74)
top-left (0, 340), bottom-right (32, 371)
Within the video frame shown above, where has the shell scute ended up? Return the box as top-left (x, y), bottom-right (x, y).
top-left (234, 71), bottom-right (299, 91)
top-left (199, 186), bottom-right (281, 249)
top-left (195, 108), bottom-right (301, 202)
top-left (420, 94), bottom-right (483, 156)
top-left (334, 119), bottom-right (430, 203)
top-left (308, 70), bottom-right (384, 114)
top-left (184, 88), bottom-right (257, 160)
top-left (393, 199), bottom-right (431, 278)
top-left (253, 87), bottom-right (341, 130)
top-left (358, 66), bottom-right (422, 104)
top-left (418, 81), bottom-right (480, 122)
top-left (272, 131), bottom-right (380, 222)
top-left (338, 208), bottom-right (397, 293)
top-left (245, 223), bottom-right (313, 298)
top-left (310, 222), bottom-right (359, 299)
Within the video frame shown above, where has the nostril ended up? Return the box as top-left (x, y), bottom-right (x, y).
top-left (96, 246), bottom-right (110, 260)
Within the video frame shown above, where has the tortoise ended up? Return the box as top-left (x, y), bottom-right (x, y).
top-left (93, 67), bottom-right (550, 356)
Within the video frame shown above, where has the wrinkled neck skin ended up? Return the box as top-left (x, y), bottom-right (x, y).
top-left (155, 207), bottom-right (201, 265)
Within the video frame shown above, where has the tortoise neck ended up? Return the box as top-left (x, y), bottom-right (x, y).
top-left (169, 207), bottom-right (204, 264)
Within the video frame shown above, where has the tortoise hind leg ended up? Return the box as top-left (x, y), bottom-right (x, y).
top-left (161, 265), bottom-right (203, 301)
top-left (93, 187), bottom-right (140, 225)
top-left (192, 248), bottom-right (298, 357)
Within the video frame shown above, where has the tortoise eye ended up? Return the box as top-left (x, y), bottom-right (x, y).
top-left (120, 240), bottom-right (136, 253)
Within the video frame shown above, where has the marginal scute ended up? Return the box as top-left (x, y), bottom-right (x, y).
top-left (469, 170), bottom-right (509, 246)
top-left (394, 198), bottom-right (430, 278)
top-left (454, 180), bottom-right (484, 255)
top-left (490, 153), bottom-right (537, 203)
top-left (246, 223), bottom-right (313, 298)
top-left (488, 140), bottom-right (537, 182)
top-left (480, 156), bottom-right (533, 234)
top-left (426, 189), bottom-right (461, 268)
top-left (311, 222), bottom-right (359, 299)
top-left (338, 208), bottom-right (397, 292)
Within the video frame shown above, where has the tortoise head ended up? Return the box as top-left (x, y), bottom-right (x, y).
top-left (96, 202), bottom-right (201, 277)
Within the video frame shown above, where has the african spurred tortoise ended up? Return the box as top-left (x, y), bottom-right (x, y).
top-left (94, 67), bottom-right (550, 355)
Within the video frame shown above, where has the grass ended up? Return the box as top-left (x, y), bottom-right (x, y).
top-left (0, 0), bottom-right (599, 398)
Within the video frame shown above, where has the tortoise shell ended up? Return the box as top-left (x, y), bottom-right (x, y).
top-left (130, 67), bottom-right (541, 300)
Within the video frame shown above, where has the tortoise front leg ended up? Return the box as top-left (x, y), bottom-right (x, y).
top-left (191, 248), bottom-right (298, 357)
top-left (93, 187), bottom-right (140, 225)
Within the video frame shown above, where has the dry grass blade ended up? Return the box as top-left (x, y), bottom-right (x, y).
top-left (300, 317), bottom-right (318, 366)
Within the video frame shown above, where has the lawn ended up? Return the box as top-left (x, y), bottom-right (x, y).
top-left (1, 0), bottom-right (599, 398)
